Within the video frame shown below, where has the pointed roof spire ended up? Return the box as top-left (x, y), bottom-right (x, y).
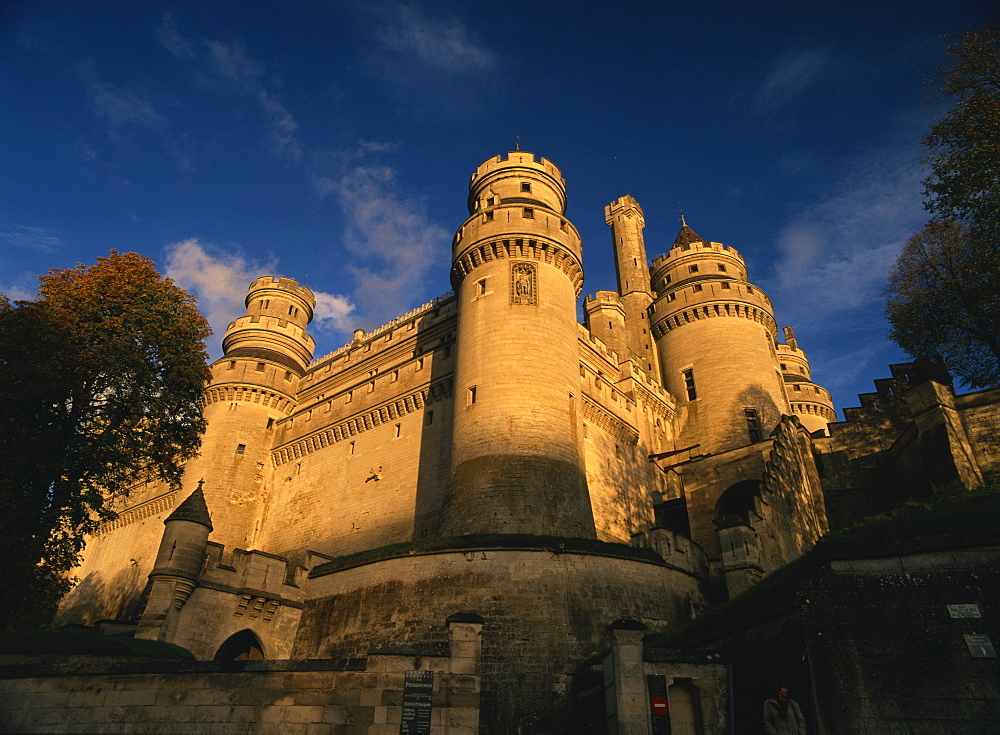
top-left (164, 479), bottom-right (214, 531)
top-left (673, 218), bottom-right (707, 249)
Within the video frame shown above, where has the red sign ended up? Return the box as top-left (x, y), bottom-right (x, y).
top-left (651, 695), bottom-right (668, 715)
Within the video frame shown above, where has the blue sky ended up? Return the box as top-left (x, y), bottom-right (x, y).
top-left (1, 1), bottom-right (993, 417)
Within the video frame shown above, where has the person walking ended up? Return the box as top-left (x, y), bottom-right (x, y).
top-left (763, 686), bottom-right (806, 734)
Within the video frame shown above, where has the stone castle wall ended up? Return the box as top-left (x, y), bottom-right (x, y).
top-left (296, 545), bottom-right (708, 733)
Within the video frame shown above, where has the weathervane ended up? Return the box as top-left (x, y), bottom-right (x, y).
top-left (515, 136), bottom-right (521, 151)
top-left (678, 208), bottom-right (687, 227)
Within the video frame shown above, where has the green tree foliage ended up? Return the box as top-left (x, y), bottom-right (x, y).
top-left (886, 22), bottom-right (1000, 387)
top-left (886, 221), bottom-right (1000, 388)
top-left (923, 22), bottom-right (1000, 238)
top-left (0, 252), bottom-right (211, 627)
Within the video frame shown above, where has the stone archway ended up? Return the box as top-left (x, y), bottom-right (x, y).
top-left (213, 629), bottom-right (265, 661)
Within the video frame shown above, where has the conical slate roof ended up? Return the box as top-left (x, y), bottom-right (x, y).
top-left (164, 482), bottom-right (214, 531)
top-left (673, 223), bottom-right (706, 248)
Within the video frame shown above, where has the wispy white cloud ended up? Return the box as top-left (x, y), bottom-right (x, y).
top-left (311, 156), bottom-right (448, 326)
top-left (764, 143), bottom-right (927, 331)
top-left (754, 49), bottom-right (833, 116)
top-left (0, 224), bottom-right (63, 252)
top-left (374, 2), bottom-right (496, 75)
top-left (156, 11), bottom-right (196, 60)
top-left (353, 2), bottom-right (499, 116)
top-left (157, 16), bottom-right (302, 164)
top-left (163, 239), bottom-right (354, 356)
top-left (0, 278), bottom-right (38, 302)
top-left (86, 75), bottom-right (168, 132)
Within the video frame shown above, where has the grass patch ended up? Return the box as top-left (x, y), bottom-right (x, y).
top-left (0, 630), bottom-right (194, 660)
top-left (311, 533), bottom-right (664, 577)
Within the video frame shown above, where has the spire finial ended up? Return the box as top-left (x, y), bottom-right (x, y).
top-left (515, 136), bottom-right (520, 151)
top-left (679, 209), bottom-right (687, 227)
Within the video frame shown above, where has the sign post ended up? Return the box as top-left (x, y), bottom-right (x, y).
top-left (647, 675), bottom-right (671, 735)
top-left (400, 670), bottom-right (433, 735)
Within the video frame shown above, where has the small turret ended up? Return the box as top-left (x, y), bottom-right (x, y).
top-left (136, 483), bottom-right (213, 643)
top-left (777, 326), bottom-right (836, 435)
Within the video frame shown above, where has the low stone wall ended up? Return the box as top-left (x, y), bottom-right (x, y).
top-left (0, 618), bottom-right (481, 735)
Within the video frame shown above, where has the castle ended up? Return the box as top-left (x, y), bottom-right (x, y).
top-left (55, 151), bottom-right (999, 733)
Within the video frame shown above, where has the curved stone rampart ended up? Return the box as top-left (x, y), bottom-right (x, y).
top-left (298, 544), bottom-right (708, 733)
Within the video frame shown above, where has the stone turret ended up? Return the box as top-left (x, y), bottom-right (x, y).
top-left (136, 484), bottom-right (214, 643)
top-left (777, 326), bottom-right (836, 435)
top-left (440, 151), bottom-right (596, 538)
top-left (649, 225), bottom-right (789, 454)
top-left (180, 276), bottom-right (315, 552)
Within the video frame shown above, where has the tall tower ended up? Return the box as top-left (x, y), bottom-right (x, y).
top-left (606, 195), bottom-right (658, 373)
top-left (439, 151), bottom-right (596, 538)
top-left (649, 224), bottom-right (789, 454)
top-left (181, 276), bottom-right (316, 552)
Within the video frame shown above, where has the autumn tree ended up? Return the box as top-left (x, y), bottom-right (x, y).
top-left (886, 21), bottom-right (1000, 387)
top-left (0, 252), bottom-right (211, 627)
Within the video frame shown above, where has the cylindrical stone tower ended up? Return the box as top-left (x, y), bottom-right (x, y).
top-left (439, 151), bottom-right (596, 538)
top-left (777, 326), bottom-right (836, 435)
top-left (181, 276), bottom-right (316, 552)
top-left (649, 224), bottom-right (790, 454)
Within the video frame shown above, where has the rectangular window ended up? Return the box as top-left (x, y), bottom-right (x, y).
top-left (718, 263), bottom-right (727, 271)
top-left (667, 293), bottom-right (676, 302)
top-left (426, 410), bottom-right (434, 425)
top-left (688, 264), bottom-right (699, 273)
top-left (368, 381), bottom-right (375, 393)
top-left (477, 278), bottom-right (487, 297)
top-left (693, 284), bottom-right (703, 292)
top-left (485, 211), bottom-right (494, 222)
top-left (235, 444), bottom-right (246, 455)
top-left (721, 282), bottom-right (730, 289)
top-left (665, 274), bottom-right (672, 284)
top-left (523, 207), bottom-right (534, 219)
top-left (266, 418), bottom-right (274, 430)
top-left (256, 362), bottom-right (265, 372)
top-left (394, 423), bottom-right (401, 438)
top-left (416, 356), bottom-right (424, 371)
top-left (521, 182), bottom-right (531, 192)
top-left (745, 408), bottom-right (763, 442)
top-left (285, 370), bottom-right (292, 380)
top-left (487, 196), bottom-right (495, 206)
top-left (346, 390), bottom-right (353, 403)
top-left (467, 386), bottom-right (477, 405)
top-left (683, 369), bottom-right (697, 401)
top-left (391, 369), bottom-right (399, 382)
top-left (793, 384), bottom-right (802, 391)
top-left (349, 441), bottom-right (355, 456)
top-left (228, 360), bottom-right (236, 370)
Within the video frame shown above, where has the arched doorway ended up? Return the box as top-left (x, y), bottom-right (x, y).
top-left (668, 679), bottom-right (701, 735)
top-left (213, 629), bottom-right (265, 661)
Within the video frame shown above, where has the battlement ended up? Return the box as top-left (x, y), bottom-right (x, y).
top-left (201, 542), bottom-right (306, 604)
top-left (472, 151), bottom-right (564, 184)
top-left (652, 240), bottom-right (742, 267)
top-left (605, 195), bottom-right (645, 224)
top-left (247, 276), bottom-right (316, 307)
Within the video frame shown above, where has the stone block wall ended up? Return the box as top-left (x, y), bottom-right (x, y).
top-left (297, 547), bottom-right (708, 734)
top-left (0, 619), bottom-right (481, 734)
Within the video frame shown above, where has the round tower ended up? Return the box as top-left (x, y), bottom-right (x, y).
top-left (777, 326), bottom-right (836, 435)
top-left (439, 151), bottom-right (596, 538)
top-left (181, 276), bottom-right (316, 552)
top-left (649, 224), bottom-right (789, 454)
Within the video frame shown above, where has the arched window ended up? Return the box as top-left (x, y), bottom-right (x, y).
top-left (213, 629), bottom-right (265, 661)
top-left (715, 479), bottom-right (763, 526)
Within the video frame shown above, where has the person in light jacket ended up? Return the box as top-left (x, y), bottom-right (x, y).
top-left (764, 686), bottom-right (806, 734)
